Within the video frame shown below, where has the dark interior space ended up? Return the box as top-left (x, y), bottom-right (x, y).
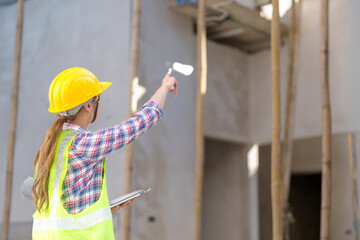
top-left (289, 174), bottom-right (321, 240)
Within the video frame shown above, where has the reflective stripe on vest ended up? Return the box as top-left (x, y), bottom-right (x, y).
top-left (33, 207), bottom-right (111, 231)
top-left (33, 131), bottom-right (114, 239)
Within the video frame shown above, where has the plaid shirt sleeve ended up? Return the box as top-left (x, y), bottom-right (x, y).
top-left (70, 101), bottom-right (163, 162)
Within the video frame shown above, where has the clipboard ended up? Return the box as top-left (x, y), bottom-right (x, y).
top-left (109, 188), bottom-right (151, 208)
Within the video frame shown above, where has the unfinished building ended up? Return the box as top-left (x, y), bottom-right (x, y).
top-left (0, 0), bottom-right (359, 239)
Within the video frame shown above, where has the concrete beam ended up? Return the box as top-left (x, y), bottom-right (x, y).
top-left (208, 27), bottom-right (245, 40)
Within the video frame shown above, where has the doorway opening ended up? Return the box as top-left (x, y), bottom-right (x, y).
top-left (288, 173), bottom-right (321, 240)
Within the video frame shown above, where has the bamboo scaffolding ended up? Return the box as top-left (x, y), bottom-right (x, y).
top-left (320, 0), bottom-right (331, 239)
top-left (271, 0), bottom-right (282, 239)
top-left (194, 0), bottom-right (207, 239)
top-left (348, 133), bottom-right (360, 240)
top-left (281, 0), bottom-right (302, 239)
top-left (1, 1), bottom-right (25, 240)
top-left (123, 0), bottom-right (142, 239)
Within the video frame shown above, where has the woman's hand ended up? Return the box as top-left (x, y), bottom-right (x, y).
top-left (111, 198), bottom-right (137, 215)
top-left (162, 70), bottom-right (178, 97)
top-left (149, 70), bottom-right (179, 109)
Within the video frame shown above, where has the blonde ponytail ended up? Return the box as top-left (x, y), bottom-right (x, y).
top-left (32, 117), bottom-right (64, 212)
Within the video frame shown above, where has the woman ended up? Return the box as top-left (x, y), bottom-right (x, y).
top-left (31, 67), bottom-right (178, 239)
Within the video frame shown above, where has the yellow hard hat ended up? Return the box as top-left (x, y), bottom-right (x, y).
top-left (48, 67), bottom-right (112, 113)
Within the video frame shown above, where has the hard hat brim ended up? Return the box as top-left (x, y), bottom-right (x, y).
top-left (100, 82), bottom-right (112, 93)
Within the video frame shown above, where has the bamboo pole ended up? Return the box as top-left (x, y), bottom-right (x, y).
top-left (320, 0), bottom-right (331, 239)
top-left (281, 0), bottom-right (302, 239)
top-left (281, 1), bottom-right (295, 238)
top-left (123, 0), bottom-right (142, 239)
top-left (348, 133), bottom-right (360, 240)
top-left (1, 1), bottom-right (25, 240)
top-left (194, 0), bottom-right (207, 239)
top-left (271, 0), bottom-right (282, 239)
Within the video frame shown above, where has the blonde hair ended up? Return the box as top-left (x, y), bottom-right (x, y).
top-left (32, 115), bottom-right (75, 212)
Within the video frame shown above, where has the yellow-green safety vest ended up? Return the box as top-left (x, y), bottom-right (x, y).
top-left (32, 131), bottom-right (115, 240)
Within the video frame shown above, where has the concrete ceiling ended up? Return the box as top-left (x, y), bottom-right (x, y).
top-left (169, 0), bottom-right (288, 53)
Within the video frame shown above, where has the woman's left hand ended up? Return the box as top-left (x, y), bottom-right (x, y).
top-left (111, 198), bottom-right (137, 215)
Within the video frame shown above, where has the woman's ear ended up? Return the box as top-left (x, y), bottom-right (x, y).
top-left (83, 103), bottom-right (92, 113)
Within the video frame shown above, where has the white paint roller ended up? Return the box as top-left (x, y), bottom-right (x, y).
top-left (167, 62), bottom-right (194, 91)
top-left (167, 61), bottom-right (194, 76)
top-left (171, 62), bottom-right (194, 76)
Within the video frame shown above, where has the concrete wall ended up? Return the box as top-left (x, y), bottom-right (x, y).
top-left (248, 0), bottom-right (360, 143)
top-left (0, 0), bottom-right (131, 230)
top-left (130, 1), bottom-right (253, 239)
top-left (202, 138), bottom-right (250, 240)
top-left (130, 0), bottom-right (197, 239)
top-left (205, 40), bottom-right (249, 143)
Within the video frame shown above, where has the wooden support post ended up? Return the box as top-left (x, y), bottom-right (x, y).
top-left (348, 133), bottom-right (360, 240)
top-left (271, 0), bottom-right (282, 240)
top-left (320, 0), bottom-right (331, 239)
top-left (281, 0), bottom-right (302, 239)
top-left (1, 0), bottom-right (25, 240)
top-left (123, 0), bottom-right (142, 239)
top-left (194, 0), bottom-right (207, 239)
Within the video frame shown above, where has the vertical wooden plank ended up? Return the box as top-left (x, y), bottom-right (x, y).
top-left (123, 0), bottom-right (142, 239)
top-left (320, 0), bottom-right (331, 239)
top-left (271, 0), bottom-right (282, 239)
top-left (194, 0), bottom-right (207, 239)
top-left (1, 0), bottom-right (25, 240)
top-left (348, 133), bottom-right (360, 240)
top-left (281, 0), bottom-right (302, 239)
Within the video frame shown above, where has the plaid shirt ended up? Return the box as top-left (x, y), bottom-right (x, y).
top-left (60, 101), bottom-right (163, 215)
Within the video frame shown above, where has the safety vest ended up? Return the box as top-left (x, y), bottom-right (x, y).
top-left (32, 131), bottom-right (115, 240)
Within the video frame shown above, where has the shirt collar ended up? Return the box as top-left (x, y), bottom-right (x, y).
top-left (62, 122), bottom-right (87, 133)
